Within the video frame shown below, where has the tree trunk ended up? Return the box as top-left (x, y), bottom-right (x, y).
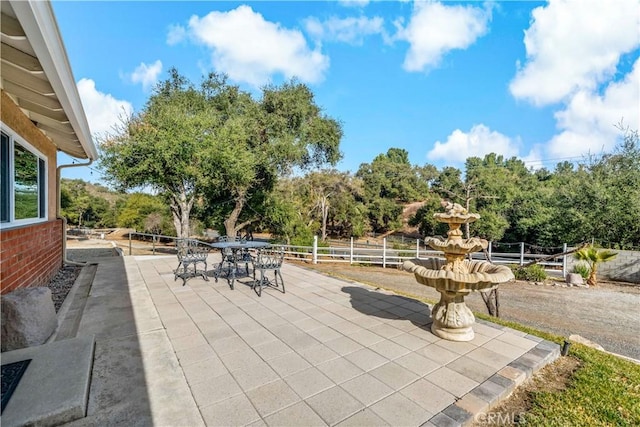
top-left (169, 189), bottom-right (194, 239)
top-left (588, 265), bottom-right (598, 286)
top-left (321, 196), bottom-right (329, 241)
top-left (224, 192), bottom-right (245, 238)
top-left (465, 196), bottom-right (470, 239)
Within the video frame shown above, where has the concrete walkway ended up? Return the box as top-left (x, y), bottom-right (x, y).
top-left (63, 253), bottom-right (559, 426)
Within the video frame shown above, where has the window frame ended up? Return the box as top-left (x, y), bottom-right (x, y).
top-left (1, 124), bottom-right (48, 228)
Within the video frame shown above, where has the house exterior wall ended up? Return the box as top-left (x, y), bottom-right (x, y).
top-left (1, 90), bottom-right (58, 219)
top-left (1, 220), bottom-right (63, 294)
top-left (1, 90), bottom-right (62, 294)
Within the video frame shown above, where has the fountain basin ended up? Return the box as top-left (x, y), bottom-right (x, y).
top-left (424, 237), bottom-right (488, 256)
top-left (434, 212), bottom-right (480, 223)
top-left (403, 258), bottom-right (514, 341)
top-left (402, 258), bottom-right (513, 291)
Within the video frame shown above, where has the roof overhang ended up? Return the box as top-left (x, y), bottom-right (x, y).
top-left (1, 0), bottom-right (98, 160)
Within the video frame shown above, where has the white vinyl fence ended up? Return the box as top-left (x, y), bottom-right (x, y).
top-left (279, 236), bottom-right (568, 275)
top-left (122, 233), bottom-right (570, 275)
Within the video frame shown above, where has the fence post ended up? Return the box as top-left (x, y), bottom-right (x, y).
top-left (383, 237), bottom-right (387, 269)
top-left (520, 242), bottom-right (525, 266)
top-left (416, 239), bottom-right (420, 258)
top-left (488, 241), bottom-right (492, 259)
top-left (312, 235), bottom-right (318, 265)
top-left (350, 237), bottom-right (353, 265)
top-left (562, 243), bottom-right (567, 276)
top-left (152, 234), bottom-right (156, 255)
top-left (129, 232), bottom-right (132, 256)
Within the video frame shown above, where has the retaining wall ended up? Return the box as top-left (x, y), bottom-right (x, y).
top-left (567, 249), bottom-right (640, 283)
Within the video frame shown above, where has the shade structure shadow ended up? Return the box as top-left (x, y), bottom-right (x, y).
top-left (59, 255), bottom-right (202, 425)
top-left (341, 285), bottom-right (434, 330)
top-left (69, 256), bottom-right (157, 425)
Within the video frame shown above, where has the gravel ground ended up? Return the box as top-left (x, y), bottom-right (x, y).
top-left (296, 261), bottom-right (640, 361)
top-left (46, 239), bottom-right (119, 312)
top-left (47, 265), bottom-right (81, 312)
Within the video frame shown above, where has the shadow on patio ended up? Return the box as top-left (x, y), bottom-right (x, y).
top-left (342, 285), bottom-right (433, 326)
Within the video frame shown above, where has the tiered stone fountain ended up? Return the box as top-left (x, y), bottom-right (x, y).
top-left (403, 202), bottom-right (514, 341)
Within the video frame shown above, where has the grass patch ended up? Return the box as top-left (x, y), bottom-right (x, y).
top-left (472, 315), bottom-right (640, 426)
top-left (523, 346), bottom-right (640, 426)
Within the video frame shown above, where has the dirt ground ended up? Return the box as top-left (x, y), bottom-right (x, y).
top-left (293, 261), bottom-right (640, 361)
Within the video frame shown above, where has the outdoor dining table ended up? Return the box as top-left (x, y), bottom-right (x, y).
top-left (208, 240), bottom-right (270, 289)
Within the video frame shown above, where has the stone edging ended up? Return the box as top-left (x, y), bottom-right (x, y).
top-left (47, 264), bottom-right (97, 343)
top-left (427, 332), bottom-right (560, 426)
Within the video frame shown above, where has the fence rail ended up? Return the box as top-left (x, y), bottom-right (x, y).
top-left (120, 233), bottom-right (569, 276)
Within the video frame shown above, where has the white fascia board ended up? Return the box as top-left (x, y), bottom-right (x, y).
top-left (9, 0), bottom-right (98, 160)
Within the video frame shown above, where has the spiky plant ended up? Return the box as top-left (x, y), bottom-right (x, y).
top-left (574, 246), bottom-right (618, 286)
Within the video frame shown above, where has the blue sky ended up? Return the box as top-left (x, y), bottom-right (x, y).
top-left (53, 0), bottom-right (639, 184)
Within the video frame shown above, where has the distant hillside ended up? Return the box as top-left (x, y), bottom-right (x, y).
top-left (61, 178), bottom-right (123, 206)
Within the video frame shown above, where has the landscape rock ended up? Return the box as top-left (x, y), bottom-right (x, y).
top-left (566, 273), bottom-right (585, 286)
top-left (1, 287), bottom-right (57, 351)
top-left (569, 334), bottom-right (604, 351)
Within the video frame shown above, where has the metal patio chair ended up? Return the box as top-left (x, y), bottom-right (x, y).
top-left (251, 246), bottom-right (285, 297)
top-left (214, 236), bottom-right (252, 289)
top-left (174, 238), bottom-right (209, 286)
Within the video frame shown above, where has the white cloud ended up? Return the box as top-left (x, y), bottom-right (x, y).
top-left (427, 124), bottom-right (519, 163)
top-left (520, 146), bottom-right (545, 169)
top-left (304, 16), bottom-right (384, 45)
top-left (397, 1), bottom-right (491, 72)
top-left (130, 60), bottom-right (163, 91)
top-left (546, 58), bottom-right (640, 158)
top-left (77, 78), bottom-right (133, 138)
top-left (187, 5), bottom-right (328, 86)
top-left (167, 24), bottom-right (187, 46)
top-left (510, 0), bottom-right (639, 106)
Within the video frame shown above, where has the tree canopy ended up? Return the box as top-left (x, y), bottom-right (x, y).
top-left (99, 69), bottom-right (342, 238)
top-left (91, 94), bottom-right (639, 250)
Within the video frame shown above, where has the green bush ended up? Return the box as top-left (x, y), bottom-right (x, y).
top-left (572, 263), bottom-right (590, 279)
top-left (510, 264), bottom-right (548, 281)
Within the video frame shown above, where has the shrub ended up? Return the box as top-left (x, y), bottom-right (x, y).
top-left (574, 245), bottom-right (617, 286)
top-left (572, 263), bottom-right (590, 279)
top-left (510, 264), bottom-right (548, 281)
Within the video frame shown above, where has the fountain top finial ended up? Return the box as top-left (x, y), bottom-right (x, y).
top-left (435, 199), bottom-right (480, 224)
top-left (441, 199), bottom-right (467, 215)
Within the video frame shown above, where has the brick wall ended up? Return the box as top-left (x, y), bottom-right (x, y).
top-left (567, 249), bottom-right (640, 284)
top-left (1, 220), bottom-right (63, 294)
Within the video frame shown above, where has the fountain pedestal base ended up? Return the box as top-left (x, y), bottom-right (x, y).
top-left (431, 290), bottom-right (475, 342)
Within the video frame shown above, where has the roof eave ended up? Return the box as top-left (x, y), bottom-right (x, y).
top-left (9, 0), bottom-right (98, 160)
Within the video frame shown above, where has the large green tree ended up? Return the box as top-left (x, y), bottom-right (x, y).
top-left (356, 148), bottom-right (432, 233)
top-left (100, 69), bottom-right (342, 238)
top-left (302, 170), bottom-right (367, 240)
top-left (117, 193), bottom-right (171, 234)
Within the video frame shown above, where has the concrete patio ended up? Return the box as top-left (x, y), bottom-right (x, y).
top-left (3, 252), bottom-right (559, 426)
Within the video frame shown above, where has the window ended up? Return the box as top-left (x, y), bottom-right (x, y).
top-left (0, 128), bottom-right (47, 226)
